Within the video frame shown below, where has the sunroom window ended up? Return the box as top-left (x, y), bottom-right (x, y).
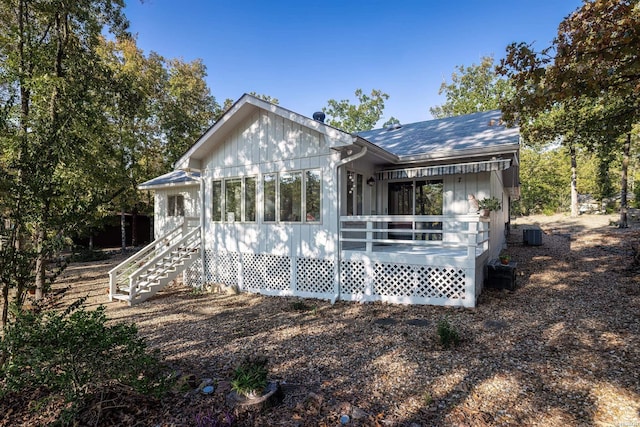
top-left (262, 169), bottom-right (321, 223)
top-left (211, 177), bottom-right (257, 222)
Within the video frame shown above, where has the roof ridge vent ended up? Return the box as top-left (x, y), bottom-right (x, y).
top-left (386, 123), bottom-right (402, 131)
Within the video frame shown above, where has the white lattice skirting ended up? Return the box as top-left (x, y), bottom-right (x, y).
top-left (185, 250), bottom-right (471, 305)
top-left (340, 260), bottom-right (468, 305)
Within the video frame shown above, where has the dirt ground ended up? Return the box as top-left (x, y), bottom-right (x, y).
top-left (3, 213), bottom-right (640, 426)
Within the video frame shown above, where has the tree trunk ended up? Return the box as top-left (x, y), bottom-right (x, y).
top-left (121, 210), bottom-right (126, 254)
top-left (570, 144), bottom-right (579, 217)
top-left (619, 133), bottom-right (630, 229)
top-left (34, 226), bottom-right (47, 300)
top-left (131, 208), bottom-right (137, 247)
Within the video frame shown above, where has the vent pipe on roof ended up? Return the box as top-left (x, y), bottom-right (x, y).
top-left (386, 123), bottom-right (402, 131)
top-left (313, 111), bottom-right (326, 123)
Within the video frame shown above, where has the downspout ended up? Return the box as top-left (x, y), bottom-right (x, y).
top-left (200, 172), bottom-right (206, 288)
top-left (333, 144), bottom-right (367, 303)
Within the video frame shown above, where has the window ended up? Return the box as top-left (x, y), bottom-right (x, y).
top-left (211, 177), bottom-right (257, 222)
top-left (263, 174), bottom-right (276, 222)
top-left (280, 172), bottom-right (302, 222)
top-left (262, 169), bottom-right (321, 223)
top-left (245, 177), bottom-right (256, 222)
top-left (212, 180), bottom-right (222, 221)
top-left (346, 171), bottom-right (363, 216)
top-left (225, 178), bottom-right (242, 222)
top-left (388, 179), bottom-right (443, 240)
top-left (305, 170), bottom-right (321, 222)
top-left (168, 194), bottom-right (184, 217)
top-left (415, 180), bottom-right (443, 215)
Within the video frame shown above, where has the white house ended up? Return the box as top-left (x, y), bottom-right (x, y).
top-left (109, 93), bottom-right (520, 308)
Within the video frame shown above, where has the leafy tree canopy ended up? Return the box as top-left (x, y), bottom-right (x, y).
top-left (430, 56), bottom-right (511, 119)
top-left (323, 89), bottom-right (389, 133)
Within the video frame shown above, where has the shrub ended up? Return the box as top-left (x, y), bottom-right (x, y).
top-left (231, 355), bottom-right (268, 397)
top-left (437, 318), bottom-right (461, 349)
top-left (0, 298), bottom-right (169, 421)
top-left (72, 248), bottom-right (110, 262)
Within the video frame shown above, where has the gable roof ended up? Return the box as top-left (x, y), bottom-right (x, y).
top-left (357, 110), bottom-right (519, 161)
top-left (138, 170), bottom-right (200, 190)
top-left (173, 93), bottom-right (356, 171)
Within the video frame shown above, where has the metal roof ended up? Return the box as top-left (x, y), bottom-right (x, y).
top-left (357, 110), bottom-right (519, 158)
top-left (138, 170), bottom-right (200, 190)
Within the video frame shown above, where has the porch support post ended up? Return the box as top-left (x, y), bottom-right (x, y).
top-left (200, 172), bottom-right (206, 288)
top-left (464, 219), bottom-right (478, 308)
top-left (366, 219), bottom-right (373, 253)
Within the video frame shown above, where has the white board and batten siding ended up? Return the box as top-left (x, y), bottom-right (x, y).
top-left (154, 186), bottom-right (200, 240)
top-left (200, 109), bottom-right (340, 299)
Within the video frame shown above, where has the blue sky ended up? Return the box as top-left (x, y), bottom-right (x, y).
top-left (124, 0), bottom-right (583, 126)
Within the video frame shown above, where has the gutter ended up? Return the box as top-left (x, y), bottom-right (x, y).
top-left (332, 144), bottom-right (368, 304)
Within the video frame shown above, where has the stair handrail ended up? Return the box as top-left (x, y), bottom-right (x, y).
top-left (108, 223), bottom-right (185, 299)
top-left (126, 226), bottom-right (201, 302)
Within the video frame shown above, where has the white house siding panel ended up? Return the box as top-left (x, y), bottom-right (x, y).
top-left (154, 186), bottom-right (200, 240)
top-left (200, 111), bottom-right (338, 300)
top-left (443, 172), bottom-right (491, 245)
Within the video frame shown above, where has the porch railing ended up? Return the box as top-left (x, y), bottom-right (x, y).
top-left (339, 214), bottom-right (490, 258)
top-left (108, 218), bottom-right (199, 299)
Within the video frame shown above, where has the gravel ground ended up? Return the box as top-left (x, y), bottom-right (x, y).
top-left (6, 213), bottom-right (640, 426)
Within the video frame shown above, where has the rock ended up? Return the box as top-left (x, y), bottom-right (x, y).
top-left (352, 407), bottom-right (369, 419)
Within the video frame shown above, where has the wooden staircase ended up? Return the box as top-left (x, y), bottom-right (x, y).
top-left (109, 224), bottom-right (200, 306)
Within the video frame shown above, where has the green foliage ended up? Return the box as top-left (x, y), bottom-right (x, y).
top-left (436, 318), bottom-right (460, 349)
top-left (478, 197), bottom-right (501, 211)
top-left (516, 146), bottom-right (571, 215)
top-left (71, 248), bottom-right (110, 262)
top-left (231, 355), bottom-right (269, 397)
top-left (498, 0), bottom-right (640, 218)
top-left (430, 56), bottom-right (512, 119)
top-left (323, 88), bottom-right (389, 132)
top-left (0, 299), bottom-right (168, 421)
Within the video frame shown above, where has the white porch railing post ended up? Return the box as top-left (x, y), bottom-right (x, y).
top-left (108, 271), bottom-right (115, 301)
top-left (467, 220), bottom-right (478, 261)
top-left (464, 218), bottom-right (479, 308)
top-left (366, 219), bottom-right (373, 253)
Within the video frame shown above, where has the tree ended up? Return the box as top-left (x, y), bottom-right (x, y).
top-left (430, 56), bottom-right (512, 119)
top-left (499, 0), bottom-right (640, 225)
top-left (0, 0), bottom-right (128, 320)
top-left (99, 37), bottom-right (218, 250)
top-left (161, 58), bottom-right (217, 169)
top-left (323, 89), bottom-right (389, 132)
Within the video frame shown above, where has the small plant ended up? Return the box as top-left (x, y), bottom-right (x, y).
top-left (290, 300), bottom-right (311, 311)
top-left (478, 197), bottom-right (501, 212)
top-left (437, 317), bottom-right (461, 349)
top-left (422, 390), bottom-right (433, 405)
top-left (231, 355), bottom-right (268, 398)
top-left (499, 252), bottom-right (511, 264)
